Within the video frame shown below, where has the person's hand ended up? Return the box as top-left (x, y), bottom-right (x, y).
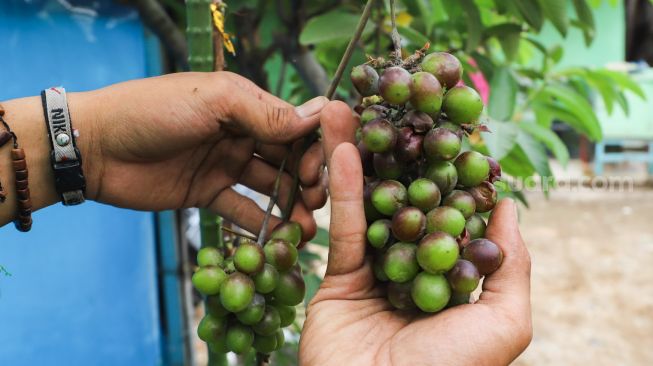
top-left (73, 72), bottom-right (328, 240)
top-left (299, 101), bottom-right (532, 366)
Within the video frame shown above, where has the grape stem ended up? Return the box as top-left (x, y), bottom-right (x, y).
top-left (221, 226), bottom-right (258, 242)
top-left (282, 0), bottom-right (376, 221)
top-left (389, 0), bottom-right (402, 63)
top-left (258, 157), bottom-right (287, 246)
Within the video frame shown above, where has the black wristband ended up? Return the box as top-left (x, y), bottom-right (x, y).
top-left (41, 87), bottom-right (86, 206)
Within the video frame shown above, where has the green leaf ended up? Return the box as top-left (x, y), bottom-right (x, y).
top-left (515, 0), bottom-right (544, 31)
top-left (472, 51), bottom-right (496, 81)
top-left (538, 0), bottom-right (569, 36)
top-left (299, 250), bottom-right (322, 264)
top-left (519, 121), bottom-right (570, 167)
top-left (539, 83), bottom-right (602, 141)
top-left (398, 25), bottom-right (431, 47)
top-left (594, 70), bottom-right (646, 100)
top-left (300, 10), bottom-right (374, 45)
top-left (460, 0), bottom-right (482, 52)
top-left (516, 130), bottom-right (553, 194)
top-left (488, 66), bottom-right (518, 121)
top-left (572, 0), bottom-right (596, 45)
top-left (584, 69), bottom-right (618, 115)
top-left (549, 44), bottom-right (564, 64)
top-left (481, 119), bottom-right (520, 160)
top-left (499, 145), bottom-right (536, 179)
top-left (484, 23), bottom-right (522, 61)
top-left (311, 227), bottom-right (330, 247)
top-left (614, 91), bottom-right (630, 116)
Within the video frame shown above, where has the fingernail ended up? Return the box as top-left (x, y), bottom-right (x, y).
top-left (295, 96), bottom-right (328, 118)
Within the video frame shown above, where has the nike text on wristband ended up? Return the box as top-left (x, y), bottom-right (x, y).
top-left (41, 87), bottom-right (86, 206)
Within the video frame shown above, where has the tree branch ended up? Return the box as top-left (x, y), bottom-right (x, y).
top-left (130, 0), bottom-right (190, 71)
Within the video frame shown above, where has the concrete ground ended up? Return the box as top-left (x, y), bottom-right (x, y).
top-left (514, 186), bottom-right (653, 366)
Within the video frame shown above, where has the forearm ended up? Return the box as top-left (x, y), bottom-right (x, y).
top-left (0, 92), bottom-right (99, 227)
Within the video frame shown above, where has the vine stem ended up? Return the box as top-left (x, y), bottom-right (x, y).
top-left (390, 0), bottom-right (402, 62)
top-left (282, 0), bottom-right (376, 220)
top-left (258, 158), bottom-right (287, 246)
top-left (221, 226), bottom-right (258, 241)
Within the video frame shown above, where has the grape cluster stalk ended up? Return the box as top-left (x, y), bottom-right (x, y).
top-left (352, 45), bottom-right (504, 313)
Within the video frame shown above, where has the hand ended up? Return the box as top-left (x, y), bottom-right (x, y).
top-left (299, 101), bottom-right (532, 366)
top-left (73, 72), bottom-right (328, 240)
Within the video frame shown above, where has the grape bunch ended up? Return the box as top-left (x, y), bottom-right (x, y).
top-left (351, 49), bottom-right (504, 313)
top-left (192, 222), bottom-right (306, 356)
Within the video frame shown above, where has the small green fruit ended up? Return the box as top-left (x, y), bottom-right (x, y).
top-left (409, 71), bottom-right (443, 117)
top-left (351, 64), bottom-right (380, 96)
top-left (379, 66), bottom-right (413, 105)
top-left (192, 266), bottom-right (227, 296)
top-left (426, 206), bottom-right (466, 237)
top-left (367, 219), bottom-right (393, 249)
top-left (274, 329), bottom-right (285, 350)
top-left (446, 259), bottom-right (480, 293)
top-left (442, 85), bottom-right (483, 125)
top-left (417, 232), bottom-right (459, 273)
top-left (197, 313), bottom-right (227, 343)
top-left (264, 239), bottom-right (298, 272)
top-left (270, 221), bottom-right (303, 247)
top-left (253, 334), bottom-right (278, 354)
top-left (465, 214), bottom-right (487, 240)
top-left (272, 268), bottom-right (306, 306)
top-left (391, 206), bottom-right (426, 242)
top-left (197, 247), bottom-right (224, 268)
top-left (273, 303), bottom-right (296, 327)
top-left (371, 180), bottom-right (408, 216)
top-left (362, 119), bottom-right (397, 153)
top-left (411, 272), bottom-right (451, 313)
top-left (424, 161), bottom-right (458, 195)
top-left (423, 127), bottom-right (461, 161)
top-left (236, 293), bottom-right (266, 325)
top-left (442, 190), bottom-right (476, 219)
top-left (420, 52), bottom-right (463, 89)
top-left (253, 263), bottom-right (279, 294)
top-left (407, 178), bottom-right (441, 212)
top-left (220, 272), bottom-right (255, 312)
top-left (226, 324), bottom-right (254, 354)
top-left (253, 305), bottom-right (281, 336)
top-left (234, 242), bottom-right (265, 274)
top-left (383, 242), bottom-right (419, 283)
top-left (454, 151), bottom-right (490, 188)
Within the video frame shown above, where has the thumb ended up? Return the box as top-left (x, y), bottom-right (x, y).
top-left (325, 142), bottom-right (367, 276)
top-left (225, 88), bottom-right (328, 143)
top-left (478, 199), bottom-right (531, 309)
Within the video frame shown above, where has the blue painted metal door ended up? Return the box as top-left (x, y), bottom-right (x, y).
top-left (0, 1), bottom-right (165, 365)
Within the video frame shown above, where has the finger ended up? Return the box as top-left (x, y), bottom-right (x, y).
top-left (325, 143), bottom-right (367, 276)
top-left (319, 101), bottom-right (359, 167)
top-left (210, 187), bottom-right (283, 239)
top-left (256, 143), bottom-right (291, 167)
top-left (478, 199), bottom-right (531, 308)
top-left (224, 82), bottom-right (328, 143)
top-left (299, 142), bottom-right (325, 186)
top-left (301, 173), bottom-right (328, 210)
top-left (221, 72), bottom-right (289, 108)
top-left (238, 158), bottom-right (317, 240)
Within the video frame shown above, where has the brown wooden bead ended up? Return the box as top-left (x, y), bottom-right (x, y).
top-left (11, 148), bottom-right (25, 160)
top-left (16, 188), bottom-right (30, 200)
top-left (13, 159), bottom-right (26, 171)
top-left (18, 198), bottom-right (32, 210)
top-left (0, 131), bottom-right (11, 147)
top-left (15, 179), bottom-right (28, 190)
top-left (15, 169), bottom-right (28, 180)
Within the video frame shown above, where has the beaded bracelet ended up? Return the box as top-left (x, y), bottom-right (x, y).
top-left (0, 103), bottom-right (33, 232)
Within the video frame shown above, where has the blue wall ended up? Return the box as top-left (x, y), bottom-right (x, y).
top-left (0, 1), bottom-right (163, 365)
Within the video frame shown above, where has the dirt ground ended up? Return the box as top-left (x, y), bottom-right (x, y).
top-left (513, 187), bottom-right (653, 366)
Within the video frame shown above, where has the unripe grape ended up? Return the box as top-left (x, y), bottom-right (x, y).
top-left (197, 247), bottom-right (224, 268)
top-left (442, 85), bottom-right (483, 125)
top-left (373, 152), bottom-right (404, 179)
top-left (387, 280), bottom-right (416, 310)
top-left (270, 221), bottom-right (303, 247)
top-left (220, 272), bottom-right (255, 312)
top-left (197, 313), bottom-right (227, 343)
top-left (272, 269), bottom-right (305, 306)
top-left (226, 324), bottom-right (254, 354)
top-left (379, 66), bottom-right (412, 105)
top-left (436, 120), bottom-right (464, 136)
top-left (409, 71), bottom-right (443, 117)
top-left (364, 181), bottom-right (384, 222)
top-left (411, 272), bottom-right (451, 313)
top-left (234, 242), bottom-right (265, 274)
top-left (446, 259), bottom-right (480, 293)
top-left (454, 151), bottom-right (490, 187)
top-left (423, 128), bottom-right (461, 161)
top-left (206, 295), bottom-right (230, 317)
top-left (361, 119), bottom-right (397, 153)
top-left (274, 329), bottom-right (285, 350)
top-left (421, 52), bottom-right (463, 89)
top-left (351, 64), bottom-right (380, 97)
top-left (273, 303), bottom-right (296, 327)
top-left (462, 239), bottom-right (503, 275)
top-left (442, 190), bottom-right (476, 219)
top-left (383, 242), bottom-right (419, 283)
top-left (391, 207), bottom-right (426, 242)
top-left (400, 110), bottom-right (434, 133)
top-left (367, 219), bottom-right (393, 249)
top-left (407, 178), bottom-right (441, 212)
top-left (253, 333), bottom-right (278, 354)
top-left (253, 263), bottom-right (279, 294)
top-left (360, 105), bottom-right (389, 125)
top-left (373, 254), bottom-right (389, 281)
top-left (416, 232), bottom-right (459, 273)
top-left (467, 182), bottom-right (497, 213)
top-left (424, 161), bottom-right (458, 195)
top-left (371, 180), bottom-right (408, 216)
top-left (236, 293), bottom-right (266, 325)
top-left (253, 305), bottom-right (281, 336)
top-left (487, 156), bottom-right (502, 183)
top-left (447, 291), bottom-right (472, 308)
top-left (358, 141), bottom-right (375, 176)
top-left (395, 127), bottom-right (424, 162)
top-left (264, 239), bottom-right (298, 272)
top-left (465, 214), bottom-right (487, 240)
top-left (426, 206), bottom-right (466, 237)
top-left (208, 334), bottom-right (229, 353)
top-left (192, 266), bottom-right (227, 296)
